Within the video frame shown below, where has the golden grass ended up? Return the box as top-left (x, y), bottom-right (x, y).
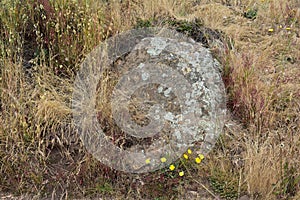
top-left (191, 1), bottom-right (300, 198)
top-left (0, 0), bottom-right (299, 199)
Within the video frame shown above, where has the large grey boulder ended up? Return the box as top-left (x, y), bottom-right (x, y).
top-left (72, 28), bottom-right (226, 173)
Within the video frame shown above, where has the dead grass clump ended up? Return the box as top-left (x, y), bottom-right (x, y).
top-left (192, 0), bottom-right (300, 199)
top-left (0, 58), bottom-right (46, 194)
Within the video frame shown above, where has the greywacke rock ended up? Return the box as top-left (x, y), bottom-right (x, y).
top-left (73, 28), bottom-right (226, 173)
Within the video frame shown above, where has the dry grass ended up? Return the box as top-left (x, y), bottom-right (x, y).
top-left (1, 0), bottom-right (299, 199)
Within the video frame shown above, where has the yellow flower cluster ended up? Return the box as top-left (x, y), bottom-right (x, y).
top-left (145, 157), bottom-right (168, 164)
top-left (145, 150), bottom-right (205, 177)
top-left (183, 149), bottom-right (193, 159)
top-left (268, 26), bottom-right (292, 33)
top-left (195, 154), bottom-right (205, 164)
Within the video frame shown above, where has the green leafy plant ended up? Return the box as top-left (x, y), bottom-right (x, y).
top-left (244, 8), bottom-right (258, 20)
top-left (135, 18), bottom-right (154, 28)
top-left (209, 169), bottom-right (245, 200)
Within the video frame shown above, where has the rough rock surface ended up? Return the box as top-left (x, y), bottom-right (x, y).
top-left (73, 28), bottom-right (226, 173)
top-left (113, 36), bottom-right (226, 155)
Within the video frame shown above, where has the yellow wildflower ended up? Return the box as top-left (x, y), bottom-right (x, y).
top-left (160, 157), bottom-right (167, 163)
top-left (286, 27), bottom-right (291, 30)
top-left (179, 171), bottom-right (184, 176)
top-left (169, 164), bottom-right (175, 171)
top-left (195, 157), bottom-right (202, 164)
top-left (199, 154), bottom-right (205, 160)
top-left (183, 154), bottom-right (189, 159)
top-left (145, 158), bottom-right (151, 164)
top-left (187, 149), bottom-right (192, 154)
top-left (268, 28), bottom-right (274, 32)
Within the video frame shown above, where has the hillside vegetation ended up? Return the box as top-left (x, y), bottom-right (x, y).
top-left (0, 0), bottom-right (299, 199)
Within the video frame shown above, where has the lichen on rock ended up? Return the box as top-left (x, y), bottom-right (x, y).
top-left (73, 27), bottom-right (226, 173)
